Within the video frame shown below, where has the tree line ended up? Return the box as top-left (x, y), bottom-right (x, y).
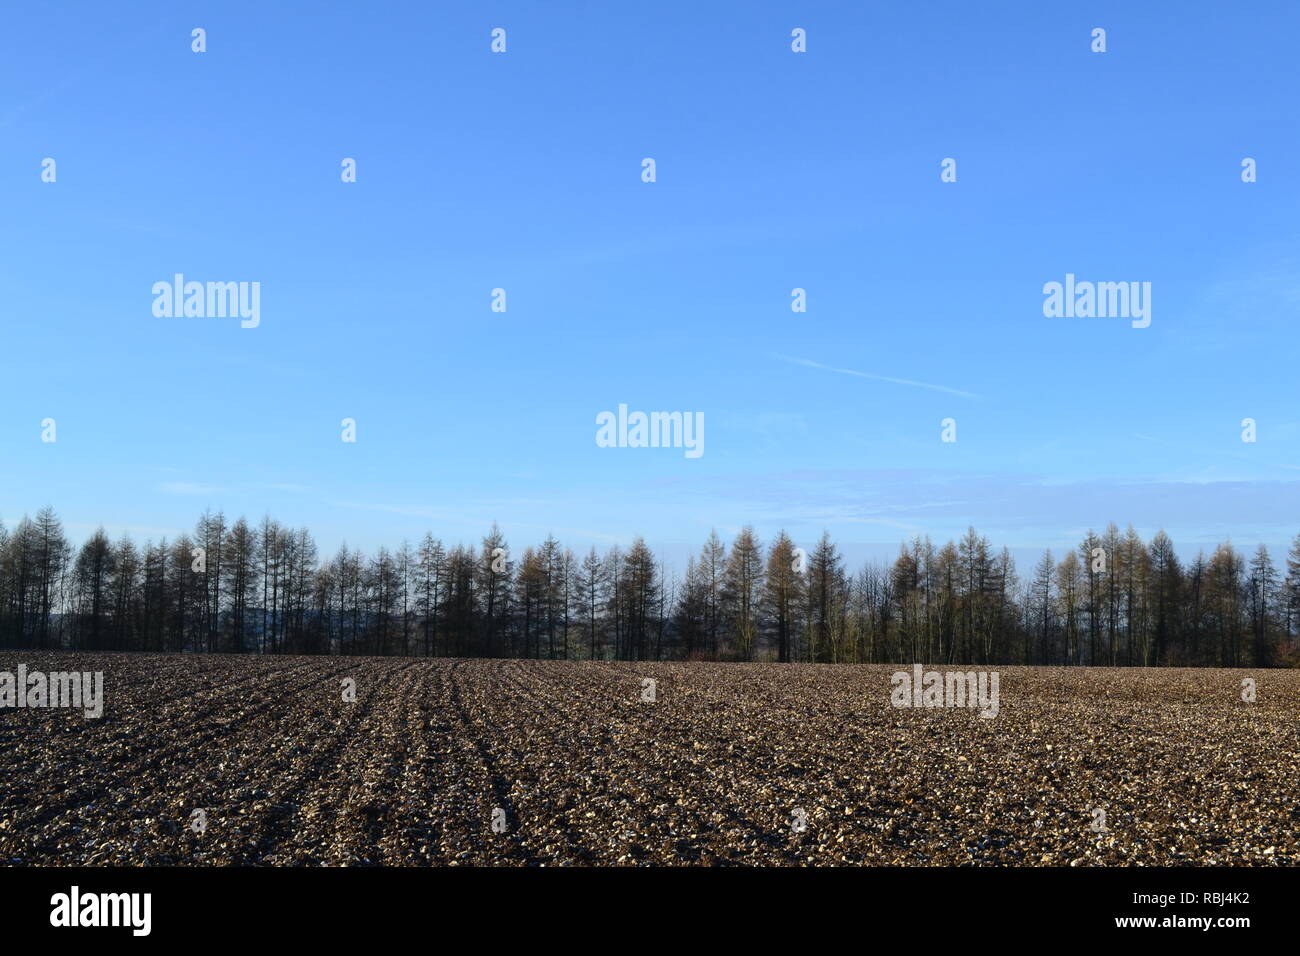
top-left (2, 506), bottom-right (1298, 666)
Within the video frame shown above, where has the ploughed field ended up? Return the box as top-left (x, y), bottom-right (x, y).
top-left (2, 653), bottom-right (1297, 866)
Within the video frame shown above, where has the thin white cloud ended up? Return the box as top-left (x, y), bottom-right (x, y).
top-left (65, 522), bottom-right (186, 539)
top-left (328, 499), bottom-right (622, 544)
top-left (1132, 434), bottom-right (1300, 475)
top-left (157, 482), bottom-right (226, 496)
top-left (775, 354), bottom-right (981, 400)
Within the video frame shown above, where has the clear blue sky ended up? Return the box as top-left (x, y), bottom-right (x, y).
top-left (2, 0), bottom-right (1298, 574)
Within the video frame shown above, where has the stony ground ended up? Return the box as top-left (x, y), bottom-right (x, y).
top-left (1, 653), bottom-right (1296, 866)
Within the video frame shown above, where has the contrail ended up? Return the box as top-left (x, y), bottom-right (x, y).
top-left (775, 355), bottom-right (981, 400)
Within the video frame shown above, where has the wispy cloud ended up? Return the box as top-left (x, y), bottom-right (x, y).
top-left (156, 480), bottom-right (314, 496)
top-left (157, 482), bottom-right (226, 496)
top-left (324, 500), bottom-right (622, 545)
top-left (1132, 434), bottom-right (1300, 475)
top-left (65, 522), bottom-right (186, 539)
top-left (326, 500), bottom-right (471, 523)
top-left (775, 355), bottom-right (981, 400)
top-left (626, 467), bottom-right (1300, 554)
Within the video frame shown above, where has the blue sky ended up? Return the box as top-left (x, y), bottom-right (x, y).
top-left (2, 0), bottom-right (1298, 573)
